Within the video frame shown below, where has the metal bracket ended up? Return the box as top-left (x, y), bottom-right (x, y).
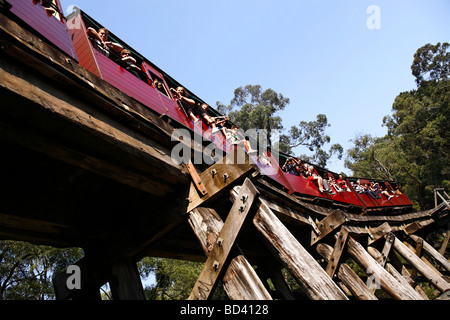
top-left (185, 159), bottom-right (208, 196)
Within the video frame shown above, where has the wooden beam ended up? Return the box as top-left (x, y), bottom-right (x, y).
top-left (109, 259), bottom-right (146, 300)
top-left (311, 210), bottom-right (347, 245)
top-left (254, 201), bottom-right (348, 300)
top-left (410, 235), bottom-right (450, 274)
top-left (188, 208), bottom-right (224, 256)
top-left (222, 255), bottom-right (272, 300)
top-left (317, 243), bottom-right (377, 300)
top-left (367, 222), bottom-right (392, 245)
top-left (346, 236), bottom-right (423, 300)
top-left (187, 151), bottom-right (254, 213)
top-left (392, 235), bottom-right (450, 293)
top-left (188, 178), bottom-right (259, 300)
top-left (325, 227), bottom-right (349, 278)
top-left (378, 232), bottom-right (395, 267)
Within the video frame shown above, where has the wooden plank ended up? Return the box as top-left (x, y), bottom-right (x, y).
top-left (326, 227), bottom-right (349, 278)
top-left (188, 178), bottom-right (259, 300)
top-left (393, 236), bottom-right (450, 293)
top-left (109, 259), bottom-right (146, 300)
top-left (254, 201), bottom-right (348, 300)
top-left (317, 243), bottom-right (377, 300)
top-left (367, 222), bottom-right (392, 245)
top-left (222, 255), bottom-right (272, 300)
top-left (187, 150), bottom-right (254, 213)
top-left (347, 236), bottom-right (423, 300)
top-left (339, 264), bottom-right (378, 300)
top-left (410, 235), bottom-right (450, 274)
top-left (189, 207), bottom-right (271, 300)
top-left (188, 208), bottom-right (224, 256)
top-left (311, 210), bottom-right (347, 245)
top-left (378, 232), bottom-right (395, 267)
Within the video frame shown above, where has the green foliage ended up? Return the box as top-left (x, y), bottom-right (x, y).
top-left (0, 240), bottom-right (83, 300)
top-left (346, 42), bottom-right (449, 210)
top-left (217, 85), bottom-right (342, 167)
top-left (138, 257), bottom-right (227, 300)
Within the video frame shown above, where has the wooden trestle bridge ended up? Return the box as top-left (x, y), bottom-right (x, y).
top-left (0, 14), bottom-right (449, 301)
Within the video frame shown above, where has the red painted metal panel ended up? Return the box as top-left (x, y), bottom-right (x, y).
top-left (67, 11), bottom-right (100, 77)
top-left (284, 173), bottom-right (324, 199)
top-left (8, 0), bottom-right (78, 60)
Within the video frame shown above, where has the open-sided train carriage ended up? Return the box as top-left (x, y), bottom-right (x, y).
top-left (1, 2), bottom-right (448, 301)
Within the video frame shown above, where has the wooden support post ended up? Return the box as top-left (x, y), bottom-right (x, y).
top-left (392, 235), bottom-right (450, 293)
top-left (311, 210), bottom-right (347, 245)
top-left (325, 227), bottom-right (349, 278)
top-left (188, 178), bottom-right (259, 300)
top-left (378, 232), bottom-right (395, 267)
top-left (410, 235), bottom-right (450, 274)
top-left (188, 206), bottom-right (272, 300)
top-left (53, 257), bottom-right (102, 301)
top-left (347, 236), bottom-right (423, 300)
top-left (367, 222), bottom-right (392, 245)
top-left (317, 243), bottom-right (377, 300)
top-left (109, 259), bottom-right (146, 300)
top-left (222, 255), bottom-right (272, 300)
top-left (439, 224), bottom-right (449, 256)
top-left (254, 201), bottom-right (348, 300)
top-left (188, 207), bottom-right (224, 256)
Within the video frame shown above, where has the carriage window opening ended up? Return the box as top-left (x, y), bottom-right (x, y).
top-left (149, 72), bottom-right (170, 97)
top-left (38, 0), bottom-right (63, 22)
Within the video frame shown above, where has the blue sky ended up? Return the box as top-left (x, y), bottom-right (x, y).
top-left (60, 0), bottom-right (449, 174)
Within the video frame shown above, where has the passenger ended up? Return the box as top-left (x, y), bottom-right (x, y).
top-left (375, 183), bottom-right (394, 200)
top-left (393, 186), bottom-right (403, 195)
top-left (243, 136), bottom-right (257, 155)
top-left (86, 27), bottom-right (123, 58)
top-left (199, 104), bottom-right (229, 135)
top-left (282, 158), bottom-right (302, 176)
top-left (306, 165), bottom-right (326, 193)
top-left (328, 175), bottom-right (343, 193)
top-left (366, 182), bottom-right (382, 199)
top-left (153, 79), bottom-right (166, 94)
top-left (170, 87), bottom-right (198, 122)
top-left (224, 125), bottom-right (242, 145)
top-left (115, 49), bottom-right (142, 79)
top-left (39, 0), bottom-right (56, 15)
top-left (337, 174), bottom-right (351, 192)
top-left (354, 180), bottom-right (365, 194)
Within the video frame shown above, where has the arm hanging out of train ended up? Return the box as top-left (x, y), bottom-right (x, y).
top-left (86, 27), bottom-right (123, 58)
top-left (170, 87), bottom-right (199, 122)
top-left (306, 165), bottom-right (326, 193)
top-left (115, 49), bottom-right (146, 80)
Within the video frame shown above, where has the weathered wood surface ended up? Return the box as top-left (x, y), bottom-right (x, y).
top-left (188, 178), bottom-right (259, 300)
top-left (410, 235), bottom-right (450, 274)
top-left (392, 236), bottom-right (450, 293)
top-left (367, 245), bottom-right (428, 299)
top-left (325, 228), bottom-right (349, 278)
top-left (347, 236), bottom-right (423, 300)
top-left (109, 259), bottom-right (146, 300)
top-left (317, 243), bottom-right (377, 300)
top-left (187, 151), bottom-right (254, 213)
top-left (254, 201), bottom-right (348, 300)
top-left (188, 208), bottom-right (224, 256)
top-left (311, 210), bottom-right (347, 245)
top-left (223, 255), bottom-right (272, 300)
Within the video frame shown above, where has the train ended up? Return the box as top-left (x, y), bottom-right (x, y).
top-left (1, 0), bottom-right (414, 215)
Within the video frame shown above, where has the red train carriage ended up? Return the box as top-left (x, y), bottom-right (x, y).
top-left (2, 3), bottom-right (414, 214)
top-left (4, 0), bottom-right (78, 60)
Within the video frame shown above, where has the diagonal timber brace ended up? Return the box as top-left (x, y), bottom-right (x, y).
top-left (188, 178), bottom-right (259, 300)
